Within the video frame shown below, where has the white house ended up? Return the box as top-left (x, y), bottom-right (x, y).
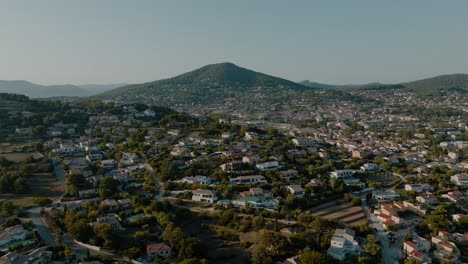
top-left (451, 173), bottom-right (468, 186)
top-left (327, 228), bottom-right (361, 261)
top-left (181, 175), bottom-right (212, 185)
top-left (256, 161), bottom-right (281, 171)
top-left (192, 189), bottom-right (217, 203)
top-left (330, 170), bottom-right (356, 179)
top-left (229, 175), bottom-right (267, 185)
top-left (372, 190), bottom-right (400, 201)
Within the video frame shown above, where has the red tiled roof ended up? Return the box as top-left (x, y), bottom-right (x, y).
top-left (147, 243), bottom-right (171, 254)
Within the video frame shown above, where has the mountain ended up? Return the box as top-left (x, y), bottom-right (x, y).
top-left (301, 74), bottom-right (468, 96)
top-left (299, 80), bottom-right (382, 89)
top-left (402, 74), bottom-right (468, 95)
top-left (0, 80), bottom-right (126, 98)
top-left (97, 62), bottom-right (318, 111)
top-left (77, 83), bottom-right (128, 94)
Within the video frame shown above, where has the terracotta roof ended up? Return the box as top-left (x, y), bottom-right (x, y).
top-left (147, 243), bottom-right (171, 254)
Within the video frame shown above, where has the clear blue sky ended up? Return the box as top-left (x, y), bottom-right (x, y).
top-left (1, 0), bottom-right (467, 85)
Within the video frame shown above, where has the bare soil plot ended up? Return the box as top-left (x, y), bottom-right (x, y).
top-left (366, 173), bottom-right (399, 186)
top-left (0, 152), bottom-right (43, 162)
top-left (0, 173), bottom-right (62, 207)
top-left (310, 199), bottom-right (368, 226)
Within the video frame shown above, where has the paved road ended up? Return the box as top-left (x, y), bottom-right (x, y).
top-left (144, 163), bottom-right (164, 201)
top-left (26, 207), bottom-right (56, 245)
top-left (361, 194), bottom-right (403, 264)
top-left (52, 158), bottom-right (67, 203)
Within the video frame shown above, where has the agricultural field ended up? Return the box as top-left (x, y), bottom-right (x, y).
top-left (0, 173), bottom-right (62, 207)
top-left (0, 151), bottom-right (43, 162)
top-left (0, 143), bottom-right (34, 154)
top-left (310, 199), bottom-right (367, 226)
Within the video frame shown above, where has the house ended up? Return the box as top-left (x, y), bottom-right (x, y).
top-left (0, 225), bottom-right (30, 249)
top-left (192, 189), bottom-right (217, 203)
top-left (220, 161), bottom-right (243, 172)
top-left (147, 243), bottom-right (172, 260)
top-left (86, 154), bottom-right (103, 163)
top-left (343, 178), bottom-right (365, 189)
top-left (118, 198), bottom-right (132, 209)
top-left (330, 170), bottom-right (356, 179)
top-left (403, 240), bottom-right (431, 263)
top-left (256, 161), bottom-right (281, 171)
top-left (442, 191), bottom-right (466, 203)
top-left (143, 109), bottom-right (156, 117)
top-left (416, 193), bottom-right (439, 205)
top-left (242, 154), bottom-right (262, 165)
top-left (239, 188), bottom-right (273, 198)
top-left (372, 190), bottom-right (400, 201)
top-left (78, 188), bottom-right (98, 198)
top-left (450, 173), bottom-right (468, 186)
top-left (101, 159), bottom-right (116, 170)
top-left (360, 163), bottom-right (379, 172)
top-left (431, 235), bottom-right (461, 263)
top-left (94, 214), bottom-right (121, 230)
top-left (327, 228), bottom-right (361, 261)
top-left (404, 184), bottom-right (433, 193)
top-left (120, 152), bottom-right (141, 166)
top-left (244, 132), bottom-right (258, 141)
top-left (0, 247), bottom-right (52, 264)
top-left (229, 175), bottom-right (267, 185)
top-left (292, 137), bottom-right (318, 147)
top-left (181, 175), bottom-right (212, 185)
top-left (101, 199), bottom-right (119, 211)
top-left (306, 178), bottom-right (322, 188)
top-left (286, 185), bottom-right (305, 197)
top-left (280, 169), bottom-right (298, 182)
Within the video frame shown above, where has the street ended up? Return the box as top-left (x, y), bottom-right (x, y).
top-left (361, 194), bottom-right (405, 264)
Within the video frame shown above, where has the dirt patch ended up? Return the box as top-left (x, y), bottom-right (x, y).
top-left (0, 173), bottom-right (62, 207)
top-left (310, 200), bottom-right (367, 226)
top-left (0, 152), bottom-right (43, 162)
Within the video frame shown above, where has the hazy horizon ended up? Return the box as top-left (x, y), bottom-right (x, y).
top-left (1, 0), bottom-right (467, 85)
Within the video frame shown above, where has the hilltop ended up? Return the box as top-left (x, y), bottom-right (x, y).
top-left (402, 73), bottom-right (468, 95)
top-left (96, 62), bottom-right (320, 111)
top-left (0, 80), bottom-right (125, 98)
top-left (300, 74), bottom-right (468, 96)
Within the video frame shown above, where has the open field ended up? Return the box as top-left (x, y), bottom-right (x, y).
top-left (0, 151), bottom-right (43, 162)
top-left (310, 199), bottom-right (368, 226)
top-left (366, 172), bottom-right (399, 186)
top-left (0, 143), bottom-right (33, 153)
top-left (0, 173), bottom-right (62, 207)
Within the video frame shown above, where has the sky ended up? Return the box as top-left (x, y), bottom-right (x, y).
top-left (1, 0), bottom-right (468, 85)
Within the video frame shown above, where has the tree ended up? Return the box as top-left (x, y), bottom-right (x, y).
top-left (34, 197), bottom-right (52, 207)
top-left (252, 216), bottom-right (265, 230)
top-left (13, 177), bottom-right (29, 193)
top-left (163, 223), bottom-right (185, 249)
top-left (98, 177), bottom-right (119, 199)
top-left (351, 197), bottom-right (362, 206)
top-left (69, 220), bottom-right (94, 243)
top-left (299, 251), bottom-right (328, 264)
top-left (178, 237), bottom-right (204, 260)
top-left (122, 247), bottom-right (141, 260)
top-left (251, 245), bottom-right (272, 264)
top-left (260, 231), bottom-right (288, 257)
top-left (66, 172), bottom-right (87, 196)
top-left (364, 234), bottom-right (382, 260)
top-left (95, 223), bottom-right (115, 248)
top-left (1, 201), bottom-right (16, 215)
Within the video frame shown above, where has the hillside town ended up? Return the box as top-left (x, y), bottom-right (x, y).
top-left (0, 89), bottom-right (466, 264)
